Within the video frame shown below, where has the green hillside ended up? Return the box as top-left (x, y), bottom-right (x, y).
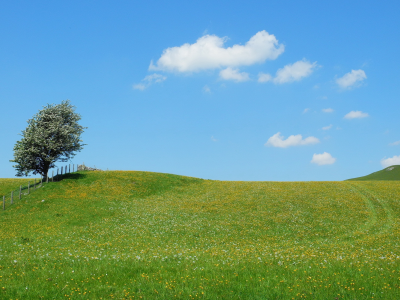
top-left (0, 178), bottom-right (33, 196)
top-left (347, 165), bottom-right (400, 180)
top-left (1, 171), bottom-right (400, 299)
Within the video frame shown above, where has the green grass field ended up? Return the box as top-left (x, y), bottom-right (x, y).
top-left (1, 171), bottom-right (400, 299)
top-left (347, 165), bottom-right (400, 181)
top-left (0, 178), bottom-right (33, 197)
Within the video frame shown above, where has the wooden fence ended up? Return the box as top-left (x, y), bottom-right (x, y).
top-left (2, 164), bottom-right (78, 211)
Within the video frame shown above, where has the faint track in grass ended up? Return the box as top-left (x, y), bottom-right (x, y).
top-left (345, 181), bottom-right (394, 238)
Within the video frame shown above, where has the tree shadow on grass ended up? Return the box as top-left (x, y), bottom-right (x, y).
top-left (63, 173), bottom-right (87, 180)
top-left (53, 172), bottom-right (88, 182)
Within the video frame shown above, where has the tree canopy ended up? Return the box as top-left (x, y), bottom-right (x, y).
top-left (10, 100), bottom-right (86, 179)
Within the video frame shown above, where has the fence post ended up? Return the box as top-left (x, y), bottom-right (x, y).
top-left (73, 164), bottom-right (75, 172)
top-left (28, 182), bottom-right (30, 194)
top-left (19, 185), bottom-right (21, 200)
top-left (46, 174), bottom-right (49, 183)
top-left (11, 191), bottom-right (13, 205)
top-left (34, 178), bottom-right (36, 190)
top-left (61, 166), bottom-right (63, 176)
top-left (69, 164), bottom-right (70, 173)
top-left (52, 171), bottom-right (54, 182)
top-left (3, 196), bottom-right (4, 210)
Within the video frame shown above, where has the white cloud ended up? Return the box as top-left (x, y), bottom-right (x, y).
top-left (336, 69), bottom-right (367, 89)
top-left (132, 83), bottom-right (146, 91)
top-left (203, 85), bottom-right (211, 93)
top-left (311, 152), bottom-right (336, 165)
top-left (389, 140), bottom-right (400, 146)
top-left (258, 72), bottom-right (272, 83)
top-left (322, 108), bottom-right (334, 113)
top-left (322, 124), bottom-right (332, 130)
top-left (344, 110), bottom-right (369, 119)
top-left (133, 73), bottom-right (167, 90)
top-left (265, 132), bottom-right (320, 148)
top-left (211, 136), bottom-right (218, 142)
top-left (150, 30), bottom-right (284, 73)
top-left (381, 155), bottom-right (400, 168)
top-left (273, 59), bottom-right (318, 84)
top-left (303, 108), bottom-right (310, 113)
top-left (219, 67), bottom-right (250, 82)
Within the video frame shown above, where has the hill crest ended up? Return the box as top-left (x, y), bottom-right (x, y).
top-left (347, 165), bottom-right (400, 181)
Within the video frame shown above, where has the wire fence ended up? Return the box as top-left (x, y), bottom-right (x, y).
top-left (2, 164), bottom-right (79, 211)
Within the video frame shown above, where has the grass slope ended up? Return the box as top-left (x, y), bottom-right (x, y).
top-left (0, 178), bottom-right (33, 197)
top-left (1, 171), bottom-right (400, 299)
top-left (347, 165), bottom-right (400, 181)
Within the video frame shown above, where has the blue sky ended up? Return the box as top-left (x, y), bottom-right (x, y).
top-left (1, 0), bottom-right (399, 181)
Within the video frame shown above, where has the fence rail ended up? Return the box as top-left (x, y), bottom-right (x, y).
top-left (1, 163), bottom-right (79, 211)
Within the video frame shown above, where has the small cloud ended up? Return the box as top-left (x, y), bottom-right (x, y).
top-left (150, 30), bottom-right (284, 73)
top-left (203, 85), bottom-right (211, 93)
top-left (322, 124), bottom-right (332, 130)
top-left (219, 67), bottom-right (250, 82)
top-left (344, 110), bottom-right (369, 119)
top-left (311, 152), bottom-right (336, 165)
top-left (132, 83), bottom-right (146, 91)
top-left (313, 84), bottom-right (320, 89)
top-left (381, 155), bottom-right (400, 168)
top-left (265, 132), bottom-right (319, 148)
top-left (258, 72), bottom-right (272, 83)
top-left (322, 108), bottom-right (334, 113)
top-left (303, 108), bottom-right (310, 113)
top-left (336, 69), bottom-right (367, 89)
top-left (389, 140), bottom-right (400, 146)
top-left (211, 136), bottom-right (218, 142)
top-left (273, 59), bottom-right (318, 84)
top-left (321, 96), bottom-right (328, 100)
top-left (133, 73), bottom-right (167, 90)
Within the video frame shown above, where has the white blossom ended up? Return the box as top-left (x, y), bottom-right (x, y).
top-left (10, 100), bottom-right (86, 178)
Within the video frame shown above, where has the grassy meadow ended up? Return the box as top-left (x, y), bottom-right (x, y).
top-left (0, 178), bottom-right (33, 197)
top-left (0, 171), bottom-right (400, 299)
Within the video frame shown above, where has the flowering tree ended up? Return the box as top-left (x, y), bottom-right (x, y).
top-left (10, 100), bottom-right (86, 180)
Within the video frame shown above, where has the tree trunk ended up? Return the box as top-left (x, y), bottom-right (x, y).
top-left (42, 162), bottom-right (50, 182)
